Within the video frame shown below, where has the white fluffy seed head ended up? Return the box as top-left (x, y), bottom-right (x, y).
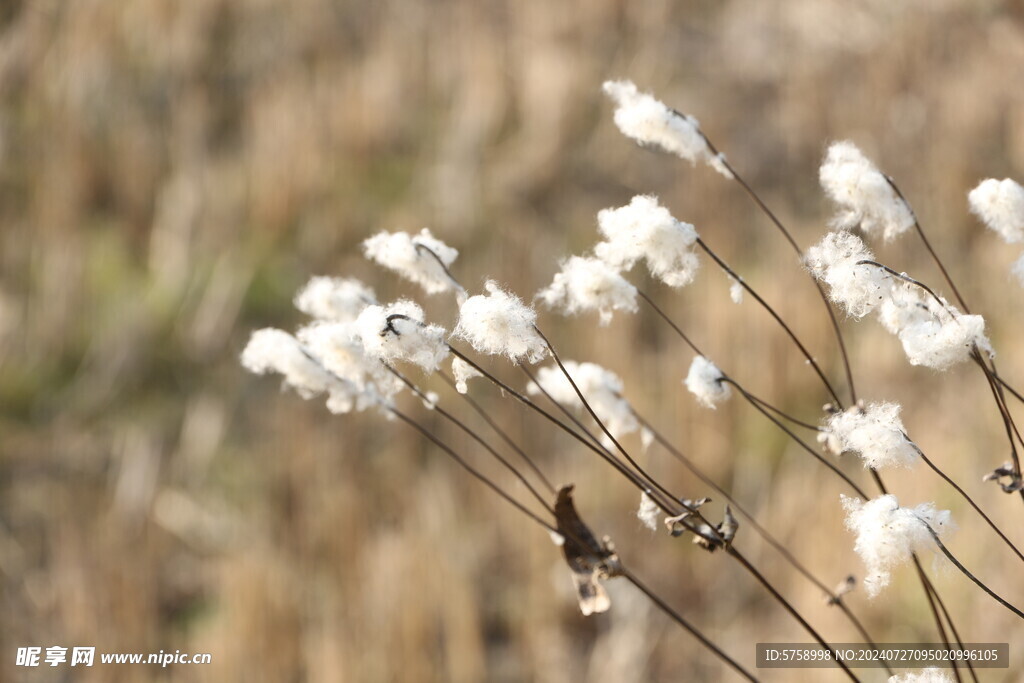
top-left (684, 356), bottom-right (731, 409)
top-left (878, 283), bottom-right (993, 371)
top-left (451, 356), bottom-right (482, 394)
top-left (536, 256), bottom-right (638, 325)
top-left (453, 281), bottom-right (547, 364)
top-left (241, 328), bottom-right (335, 398)
top-left (595, 195), bottom-right (701, 288)
top-left (825, 402), bottom-right (918, 470)
top-left (294, 276), bottom-right (377, 322)
top-left (242, 327), bottom-right (386, 414)
top-left (841, 494), bottom-right (954, 598)
top-left (968, 178), bottom-right (1024, 244)
top-left (805, 231), bottom-right (892, 318)
top-left (296, 321), bottom-right (404, 402)
top-left (637, 492), bottom-right (660, 531)
top-left (820, 141), bottom-right (915, 241)
top-left (353, 300), bottom-right (449, 373)
top-left (602, 80), bottom-right (726, 171)
top-left (526, 361), bottom-right (640, 443)
top-left (363, 228), bottom-right (463, 296)
top-left (888, 669), bottom-right (954, 683)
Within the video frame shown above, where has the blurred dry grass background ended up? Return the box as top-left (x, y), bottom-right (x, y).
top-left (2, 0), bottom-right (1024, 681)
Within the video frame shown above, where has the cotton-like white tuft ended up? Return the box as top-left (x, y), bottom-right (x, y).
top-left (684, 356), bottom-right (731, 409)
top-left (888, 669), bottom-right (953, 683)
top-left (968, 178), bottom-right (1024, 244)
top-left (526, 361), bottom-right (640, 442)
top-left (820, 141), bottom-right (915, 241)
top-left (595, 195), bottom-right (701, 288)
top-left (536, 256), bottom-right (638, 325)
top-left (242, 328), bottom-right (336, 398)
top-left (878, 283), bottom-right (992, 370)
top-left (453, 281), bottom-right (547, 364)
top-left (805, 231), bottom-right (892, 318)
top-left (243, 327), bottom-right (385, 414)
top-left (841, 494), bottom-right (954, 598)
top-left (824, 402), bottom-right (918, 470)
top-left (363, 228), bottom-right (464, 296)
top-left (353, 300), bottom-right (449, 373)
top-left (601, 80), bottom-right (732, 178)
top-left (296, 321), bottom-right (403, 402)
top-left (451, 356), bottom-right (482, 394)
top-left (637, 492), bottom-right (660, 531)
top-left (294, 276), bottom-right (377, 322)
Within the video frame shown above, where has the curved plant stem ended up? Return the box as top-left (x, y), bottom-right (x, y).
top-left (436, 370), bottom-right (557, 495)
top-left (385, 365), bottom-right (555, 515)
top-left (620, 567), bottom-right (760, 682)
top-left (698, 138), bottom-right (857, 405)
top-left (696, 237), bottom-right (844, 408)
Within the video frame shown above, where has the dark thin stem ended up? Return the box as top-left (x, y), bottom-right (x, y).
top-left (636, 288), bottom-right (705, 356)
top-left (702, 144), bottom-right (856, 405)
top-left (437, 370), bottom-right (557, 495)
top-left (854, 260), bottom-right (952, 314)
top-left (532, 325), bottom-right (684, 511)
top-left (726, 546), bottom-right (860, 682)
top-left (388, 407), bottom-right (558, 534)
top-left (922, 523), bottom-right (1024, 620)
top-left (413, 242), bottom-right (466, 294)
top-left (446, 347), bottom-right (674, 511)
top-left (973, 353), bottom-right (1024, 505)
top-left (910, 558), bottom-right (962, 683)
top-left (745, 392), bottom-right (823, 432)
top-left (620, 566), bottom-right (759, 682)
top-left (720, 378), bottom-right (868, 498)
top-left (635, 412), bottom-right (889, 669)
top-left (923, 567), bottom-right (978, 683)
top-left (696, 238), bottom-right (844, 408)
top-left (391, 406), bottom-right (757, 678)
top-left (384, 365), bottom-right (555, 515)
top-left (883, 176), bottom-right (970, 313)
top-left (992, 371), bottom-right (1024, 406)
top-left (914, 445), bottom-right (1024, 563)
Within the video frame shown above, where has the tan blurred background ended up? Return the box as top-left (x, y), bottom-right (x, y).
top-left (2, 0), bottom-right (1024, 681)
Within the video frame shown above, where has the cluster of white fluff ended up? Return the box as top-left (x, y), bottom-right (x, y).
top-left (602, 80), bottom-right (732, 178)
top-left (294, 276), bottom-right (377, 322)
top-left (450, 356), bottom-right (482, 394)
top-left (362, 228), bottom-right (464, 297)
top-left (536, 256), bottom-right (638, 325)
top-left (526, 361), bottom-right (643, 444)
top-left (805, 231), bottom-right (892, 318)
top-left (879, 283), bottom-right (992, 371)
top-left (684, 356), bottom-right (731, 409)
top-left (241, 328), bottom-right (338, 399)
top-left (888, 670), bottom-right (953, 683)
top-left (352, 300), bottom-right (449, 373)
top-left (968, 178), bottom-right (1024, 244)
top-left (242, 327), bottom-right (389, 414)
top-left (823, 402), bottom-right (918, 470)
top-left (595, 195), bottom-right (701, 288)
top-left (969, 177), bottom-right (1024, 284)
top-left (820, 141), bottom-right (915, 241)
top-left (807, 232), bottom-right (992, 370)
top-left (637, 492), bottom-right (660, 532)
top-left (296, 321), bottom-right (403, 402)
top-left (453, 281), bottom-right (547, 364)
top-left (841, 494), bottom-right (954, 598)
